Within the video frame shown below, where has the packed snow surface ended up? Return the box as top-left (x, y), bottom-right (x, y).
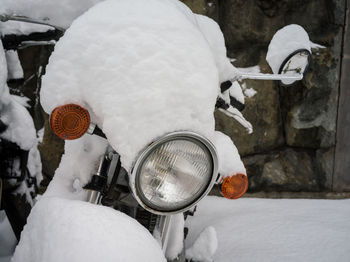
top-left (0, 21), bottom-right (51, 36)
top-left (43, 134), bottom-right (107, 200)
top-left (194, 14), bottom-right (240, 83)
top-left (5, 50), bottom-right (23, 79)
top-left (186, 196), bottom-right (350, 262)
top-left (12, 197), bottom-right (166, 262)
top-left (41, 0), bottom-right (239, 171)
top-left (266, 24), bottom-right (311, 74)
top-left (243, 87), bottom-right (257, 98)
top-left (0, 96), bottom-right (37, 150)
top-left (0, 0), bottom-right (105, 29)
top-left (186, 226), bottom-right (218, 262)
top-left (213, 131), bottom-right (246, 178)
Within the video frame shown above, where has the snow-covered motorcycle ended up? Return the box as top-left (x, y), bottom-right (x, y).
top-left (0, 29), bottom-right (45, 242)
top-left (2, 0), bottom-right (312, 261)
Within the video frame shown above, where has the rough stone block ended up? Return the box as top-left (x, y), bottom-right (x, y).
top-left (283, 31), bottom-right (342, 148)
top-left (215, 52), bottom-right (284, 156)
top-left (243, 148), bottom-right (332, 192)
top-left (37, 112), bottom-right (64, 184)
top-left (180, 0), bottom-right (207, 14)
top-left (220, 0), bottom-right (345, 49)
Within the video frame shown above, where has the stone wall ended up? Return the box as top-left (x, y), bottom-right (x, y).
top-left (334, 0), bottom-right (350, 192)
top-left (3, 0), bottom-right (348, 194)
top-left (181, 0), bottom-right (348, 193)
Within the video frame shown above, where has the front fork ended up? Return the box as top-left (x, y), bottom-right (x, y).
top-left (157, 215), bottom-right (172, 252)
top-left (85, 154), bottom-right (106, 204)
top-left (83, 148), bottom-right (176, 258)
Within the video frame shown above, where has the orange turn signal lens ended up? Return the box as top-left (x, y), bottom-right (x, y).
top-left (50, 104), bottom-right (90, 140)
top-left (220, 173), bottom-right (248, 199)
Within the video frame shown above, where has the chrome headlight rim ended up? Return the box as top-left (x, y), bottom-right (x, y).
top-left (130, 131), bottom-right (218, 215)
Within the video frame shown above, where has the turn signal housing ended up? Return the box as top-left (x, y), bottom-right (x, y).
top-left (50, 104), bottom-right (90, 140)
top-left (220, 173), bottom-right (248, 199)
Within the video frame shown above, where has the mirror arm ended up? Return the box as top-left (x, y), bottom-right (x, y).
top-left (231, 72), bottom-right (303, 82)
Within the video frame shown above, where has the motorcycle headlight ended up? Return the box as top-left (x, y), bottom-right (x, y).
top-left (130, 132), bottom-right (218, 215)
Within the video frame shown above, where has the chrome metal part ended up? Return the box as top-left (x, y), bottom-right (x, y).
top-left (86, 123), bottom-right (97, 135)
top-left (95, 155), bottom-right (106, 177)
top-left (231, 72), bottom-right (303, 82)
top-left (158, 215), bottom-right (172, 252)
top-left (130, 131), bottom-right (219, 215)
top-left (86, 189), bottom-right (101, 204)
top-left (106, 152), bottom-right (119, 185)
top-left (85, 153), bottom-right (107, 204)
top-left (278, 49), bottom-right (311, 86)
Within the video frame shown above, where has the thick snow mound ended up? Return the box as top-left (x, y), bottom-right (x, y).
top-left (0, 42), bottom-right (36, 150)
top-left (12, 197), bottom-right (166, 262)
top-left (186, 226), bottom-right (217, 262)
top-left (194, 14), bottom-right (239, 83)
top-left (213, 131), bottom-right (246, 177)
top-left (0, 95), bottom-right (37, 150)
top-left (43, 134), bottom-right (108, 200)
top-left (186, 196), bottom-right (350, 262)
top-left (41, 0), bottom-right (221, 171)
top-left (266, 24), bottom-right (311, 74)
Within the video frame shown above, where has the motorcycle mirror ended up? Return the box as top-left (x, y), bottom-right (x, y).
top-left (278, 49), bottom-right (311, 86)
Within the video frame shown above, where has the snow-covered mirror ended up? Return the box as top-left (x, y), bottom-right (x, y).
top-left (278, 49), bottom-right (311, 86)
top-left (266, 24), bottom-right (313, 86)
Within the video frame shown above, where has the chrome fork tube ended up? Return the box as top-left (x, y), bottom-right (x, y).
top-left (86, 154), bottom-right (106, 204)
top-left (86, 190), bottom-right (101, 204)
top-left (158, 215), bottom-right (173, 252)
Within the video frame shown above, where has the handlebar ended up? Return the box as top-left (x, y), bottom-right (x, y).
top-left (232, 72), bottom-right (303, 82)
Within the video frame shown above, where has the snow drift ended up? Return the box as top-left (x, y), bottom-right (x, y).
top-left (12, 197), bottom-right (166, 262)
top-left (0, 0), bottom-right (105, 30)
top-left (186, 196), bottom-right (350, 262)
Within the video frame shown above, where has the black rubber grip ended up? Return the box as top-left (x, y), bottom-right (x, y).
top-left (230, 96), bottom-right (245, 112)
top-left (215, 97), bottom-right (229, 110)
top-left (92, 126), bottom-right (107, 139)
top-left (220, 81), bottom-right (232, 93)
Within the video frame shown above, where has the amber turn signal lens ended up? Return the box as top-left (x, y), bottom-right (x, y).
top-left (220, 173), bottom-right (248, 199)
top-left (50, 104), bottom-right (90, 140)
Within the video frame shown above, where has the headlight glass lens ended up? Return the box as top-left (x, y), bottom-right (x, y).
top-left (135, 138), bottom-right (213, 212)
